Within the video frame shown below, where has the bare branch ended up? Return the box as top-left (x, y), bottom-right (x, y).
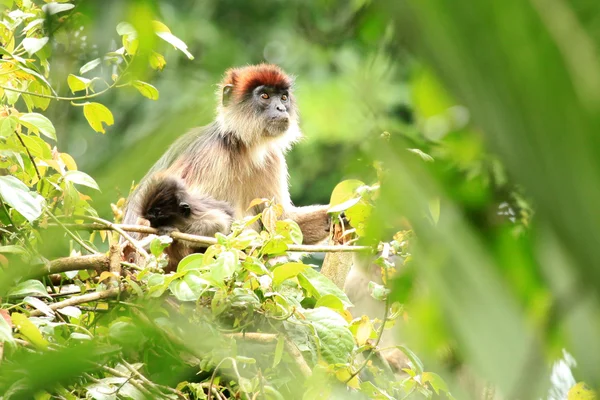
top-left (52, 223), bottom-right (373, 253)
top-left (29, 288), bottom-right (120, 317)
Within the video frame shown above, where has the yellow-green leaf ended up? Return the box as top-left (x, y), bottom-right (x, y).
top-left (132, 81), bottom-right (159, 100)
top-left (149, 51), bottom-right (166, 70)
top-left (82, 102), bottom-right (114, 134)
top-left (19, 112), bottom-right (56, 141)
top-left (67, 74), bottom-right (91, 93)
top-left (11, 312), bottom-right (49, 349)
top-left (152, 20), bottom-right (194, 60)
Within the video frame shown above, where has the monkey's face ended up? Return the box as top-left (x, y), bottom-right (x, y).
top-left (252, 85), bottom-right (292, 136)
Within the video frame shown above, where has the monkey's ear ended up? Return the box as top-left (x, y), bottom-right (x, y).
top-left (222, 84), bottom-right (234, 106)
top-left (179, 202), bottom-right (191, 217)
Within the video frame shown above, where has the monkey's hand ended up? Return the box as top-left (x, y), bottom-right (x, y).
top-left (157, 226), bottom-right (179, 236)
top-left (286, 205), bottom-right (330, 245)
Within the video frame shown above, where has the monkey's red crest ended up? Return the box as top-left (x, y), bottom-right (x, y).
top-left (222, 64), bottom-right (294, 102)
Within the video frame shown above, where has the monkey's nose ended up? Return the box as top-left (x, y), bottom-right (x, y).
top-left (276, 105), bottom-right (286, 112)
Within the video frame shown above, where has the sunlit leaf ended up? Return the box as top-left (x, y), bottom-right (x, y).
top-left (80, 58), bottom-right (102, 74)
top-left (0, 116), bottom-right (17, 138)
top-left (303, 307), bottom-right (354, 364)
top-left (0, 175), bottom-right (43, 222)
top-left (11, 312), bottom-right (49, 349)
top-left (19, 112), bottom-right (56, 140)
top-left (298, 266), bottom-right (353, 307)
top-left (64, 170), bottom-right (100, 190)
top-left (149, 51), bottom-right (166, 70)
top-left (42, 2), bottom-right (74, 15)
top-left (150, 235), bottom-right (172, 257)
top-left (330, 179), bottom-right (365, 207)
top-left (67, 74), bottom-right (91, 93)
top-left (8, 279), bottom-right (49, 298)
top-left (22, 37), bottom-right (48, 56)
top-left (23, 296), bottom-right (54, 317)
top-left (57, 306), bottom-right (82, 319)
top-left (82, 102), bottom-right (114, 133)
top-left (131, 80), bottom-right (159, 100)
top-left (152, 20), bottom-right (194, 60)
top-left (273, 262), bottom-right (308, 286)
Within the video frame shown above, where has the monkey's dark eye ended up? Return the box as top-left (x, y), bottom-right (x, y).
top-left (260, 93), bottom-right (269, 100)
top-left (281, 94), bottom-right (288, 101)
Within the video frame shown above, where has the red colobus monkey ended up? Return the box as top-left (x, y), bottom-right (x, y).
top-left (123, 64), bottom-right (330, 268)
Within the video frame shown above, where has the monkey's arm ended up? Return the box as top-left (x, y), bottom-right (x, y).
top-left (285, 205), bottom-right (330, 244)
top-left (185, 208), bottom-right (233, 238)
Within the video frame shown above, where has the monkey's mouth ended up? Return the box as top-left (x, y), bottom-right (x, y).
top-left (265, 117), bottom-right (290, 136)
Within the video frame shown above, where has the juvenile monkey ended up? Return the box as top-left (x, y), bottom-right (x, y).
top-left (138, 176), bottom-right (234, 271)
top-left (123, 64), bottom-right (330, 265)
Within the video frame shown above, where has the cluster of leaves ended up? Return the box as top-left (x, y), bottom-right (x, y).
top-left (0, 0), bottom-right (191, 263)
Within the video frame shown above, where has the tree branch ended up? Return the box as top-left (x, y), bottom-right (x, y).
top-left (52, 223), bottom-right (373, 253)
top-left (29, 288), bottom-right (120, 317)
top-left (46, 254), bottom-right (110, 275)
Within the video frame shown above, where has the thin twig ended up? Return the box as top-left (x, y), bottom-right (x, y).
top-left (29, 288), bottom-right (120, 317)
top-left (45, 210), bottom-right (97, 254)
top-left (80, 216), bottom-right (149, 261)
top-left (14, 131), bottom-right (42, 180)
top-left (50, 223), bottom-right (373, 253)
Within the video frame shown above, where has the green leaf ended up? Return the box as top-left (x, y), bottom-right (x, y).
top-left (152, 20), bottom-right (194, 60)
top-left (149, 51), bottom-right (166, 70)
top-left (298, 267), bottom-right (353, 307)
top-left (272, 262), bottom-right (308, 286)
top-left (329, 179), bottom-right (365, 207)
top-left (82, 102), bottom-right (114, 134)
top-left (132, 81), bottom-right (159, 100)
top-left (150, 236), bottom-right (172, 258)
top-left (11, 313), bottom-right (49, 349)
top-left (177, 253), bottom-right (204, 272)
top-left (262, 238), bottom-right (288, 255)
top-left (328, 197), bottom-right (361, 213)
top-left (275, 219), bottom-right (303, 244)
top-left (0, 245), bottom-right (27, 254)
top-left (22, 37), bottom-right (48, 56)
top-left (64, 170), bottom-right (100, 190)
top-left (67, 74), bottom-right (91, 93)
top-left (0, 116), bottom-right (17, 138)
top-left (0, 312), bottom-right (15, 346)
top-left (303, 307), bottom-right (354, 364)
top-left (116, 22), bottom-right (136, 37)
top-left (422, 372), bottom-right (450, 395)
top-left (8, 279), bottom-right (49, 298)
top-left (345, 200), bottom-right (372, 236)
top-left (80, 58), bottom-right (102, 74)
top-left (407, 148), bottom-right (434, 162)
top-left (57, 306), bottom-right (82, 319)
top-left (23, 296), bottom-right (54, 317)
top-left (0, 175), bottom-right (43, 222)
top-left (19, 112), bottom-right (56, 140)
top-left (397, 344), bottom-right (424, 375)
top-left (314, 294), bottom-right (344, 311)
top-left (210, 251), bottom-right (238, 282)
top-left (41, 3), bottom-right (74, 15)
top-left (169, 272), bottom-right (210, 302)
top-left (273, 335), bottom-right (285, 368)
top-left (368, 281), bottom-right (390, 301)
